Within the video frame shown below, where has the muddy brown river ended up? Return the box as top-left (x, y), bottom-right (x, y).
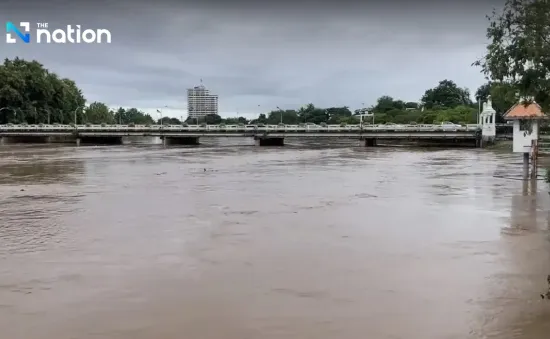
top-left (1, 139), bottom-right (550, 339)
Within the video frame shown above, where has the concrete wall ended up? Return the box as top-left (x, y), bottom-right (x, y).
top-left (512, 120), bottom-right (538, 153)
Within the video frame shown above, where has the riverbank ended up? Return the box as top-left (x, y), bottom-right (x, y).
top-left (486, 140), bottom-right (513, 151)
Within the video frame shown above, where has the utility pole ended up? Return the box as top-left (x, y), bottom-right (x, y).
top-left (74, 106), bottom-right (82, 125)
top-left (276, 106), bottom-right (283, 124)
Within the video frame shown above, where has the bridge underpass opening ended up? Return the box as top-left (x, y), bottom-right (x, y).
top-left (255, 137), bottom-right (284, 146)
top-left (0, 136), bottom-right (51, 144)
top-left (77, 136), bottom-right (123, 146)
top-left (162, 136), bottom-right (200, 146)
top-left (370, 138), bottom-right (480, 148)
top-left (364, 138), bottom-right (377, 147)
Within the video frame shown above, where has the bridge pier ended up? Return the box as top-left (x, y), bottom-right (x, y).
top-left (255, 136), bottom-right (284, 146)
top-left (162, 136), bottom-right (200, 146)
top-left (363, 138), bottom-right (377, 147)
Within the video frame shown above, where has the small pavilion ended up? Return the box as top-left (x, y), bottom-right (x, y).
top-left (504, 97), bottom-right (549, 177)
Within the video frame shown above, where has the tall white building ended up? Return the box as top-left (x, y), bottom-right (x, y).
top-left (187, 84), bottom-right (218, 118)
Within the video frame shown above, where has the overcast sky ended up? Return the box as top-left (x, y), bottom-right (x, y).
top-left (1, 0), bottom-right (502, 118)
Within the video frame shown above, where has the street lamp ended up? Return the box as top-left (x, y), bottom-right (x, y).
top-left (74, 106), bottom-right (83, 125)
top-left (157, 105), bottom-right (168, 125)
top-left (276, 106), bottom-right (283, 124)
top-left (42, 108), bottom-right (51, 124)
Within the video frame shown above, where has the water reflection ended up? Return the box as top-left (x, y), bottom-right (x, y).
top-left (476, 178), bottom-right (550, 339)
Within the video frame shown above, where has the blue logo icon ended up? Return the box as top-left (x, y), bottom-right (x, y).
top-left (6, 22), bottom-right (30, 43)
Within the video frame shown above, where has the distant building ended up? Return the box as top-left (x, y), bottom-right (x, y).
top-left (187, 84), bottom-right (218, 119)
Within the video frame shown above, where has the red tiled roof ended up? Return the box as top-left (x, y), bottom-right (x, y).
top-left (504, 101), bottom-right (547, 119)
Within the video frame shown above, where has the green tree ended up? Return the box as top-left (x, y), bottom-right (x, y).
top-left (0, 58), bottom-right (85, 124)
top-left (475, 0), bottom-right (550, 110)
top-left (327, 107), bottom-right (352, 124)
top-left (158, 116), bottom-right (181, 124)
top-left (112, 107), bottom-right (155, 125)
top-left (84, 102), bottom-right (114, 124)
top-left (474, 82), bottom-right (517, 122)
top-left (223, 116), bottom-right (249, 125)
top-left (475, 82), bottom-right (492, 102)
top-left (257, 113), bottom-right (268, 123)
top-left (405, 102), bottom-right (419, 109)
top-left (204, 114), bottom-right (222, 124)
top-left (421, 80), bottom-right (473, 109)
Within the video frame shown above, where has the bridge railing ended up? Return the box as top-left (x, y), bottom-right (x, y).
top-left (0, 123), bottom-right (482, 132)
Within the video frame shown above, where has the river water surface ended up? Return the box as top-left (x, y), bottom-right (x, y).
top-left (1, 140), bottom-right (550, 339)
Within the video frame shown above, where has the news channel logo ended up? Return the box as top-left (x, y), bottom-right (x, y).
top-left (6, 21), bottom-right (112, 44)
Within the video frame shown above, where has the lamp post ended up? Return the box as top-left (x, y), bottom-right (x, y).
top-left (361, 103), bottom-right (365, 126)
top-left (42, 108), bottom-right (51, 124)
top-left (156, 109), bottom-right (162, 125)
top-left (157, 105), bottom-right (168, 125)
top-left (74, 106), bottom-right (83, 125)
top-left (276, 106), bottom-right (283, 124)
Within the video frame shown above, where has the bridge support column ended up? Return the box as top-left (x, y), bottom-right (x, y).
top-left (255, 136), bottom-right (284, 146)
top-left (523, 152), bottom-right (530, 179)
top-left (364, 138), bottom-right (377, 147)
top-left (76, 138), bottom-right (81, 147)
top-left (0, 137), bottom-right (4, 146)
top-left (164, 136), bottom-right (200, 146)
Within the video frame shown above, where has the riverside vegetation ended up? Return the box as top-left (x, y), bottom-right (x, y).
top-left (1, 0), bottom-right (549, 127)
top-left (0, 58), bottom-right (514, 127)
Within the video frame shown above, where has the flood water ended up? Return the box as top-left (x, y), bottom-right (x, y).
top-left (1, 139), bottom-right (550, 339)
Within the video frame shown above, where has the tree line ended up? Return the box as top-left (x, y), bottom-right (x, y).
top-left (0, 57), bottom-right (501, 126)
top-left (1, 0), bottom-right (544, 130)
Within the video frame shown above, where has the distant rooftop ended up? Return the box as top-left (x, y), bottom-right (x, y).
top-left (504, 100), bottom-right (548, 120)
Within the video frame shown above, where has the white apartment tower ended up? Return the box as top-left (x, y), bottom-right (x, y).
top-left (187, 84), bottom-right (218, 118)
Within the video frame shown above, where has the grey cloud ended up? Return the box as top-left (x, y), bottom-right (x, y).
top-left (0, 0), bottom-right (502, 116)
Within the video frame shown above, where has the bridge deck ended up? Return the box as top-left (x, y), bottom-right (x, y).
top-left (0, 123), bottom-right (481, 138)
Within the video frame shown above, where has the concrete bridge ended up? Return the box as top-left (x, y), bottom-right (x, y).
top-left (0, 123), bottom-right (488, 147)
